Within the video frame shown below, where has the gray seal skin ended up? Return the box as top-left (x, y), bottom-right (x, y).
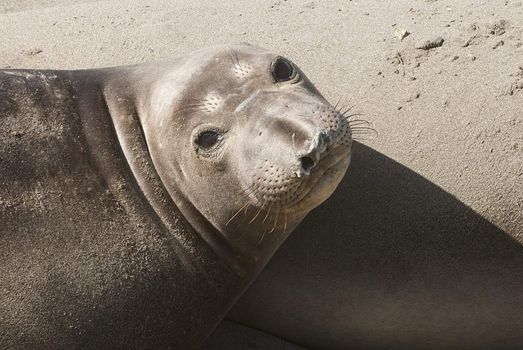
top-left (0, 44), bottom-right (352, 349)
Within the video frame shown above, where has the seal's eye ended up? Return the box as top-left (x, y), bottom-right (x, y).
top-left (197, 131), bottom-right (220, 150)
top-left (272, 58), bottom-right (295, 82)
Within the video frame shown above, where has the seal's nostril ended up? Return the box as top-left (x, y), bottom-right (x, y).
top-left (300, 156), bottom-right (315, 172)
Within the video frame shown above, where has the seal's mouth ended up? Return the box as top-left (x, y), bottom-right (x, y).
top-left (239, 143), bottom-right (351, 215)
top-left (287, 144), bottom-right (351, 213)
top-left (318, 145), bottom-right (351, 172)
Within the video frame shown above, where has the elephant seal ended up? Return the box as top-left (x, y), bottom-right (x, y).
top-left (0, 44), bottom-right (353, 349)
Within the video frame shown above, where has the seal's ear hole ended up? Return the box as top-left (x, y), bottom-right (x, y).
top-left (272, 58), bottom-right (295, 82)
top-left (197, 131), bottom-right (220, 150)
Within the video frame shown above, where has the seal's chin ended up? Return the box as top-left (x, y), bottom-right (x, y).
top-left (288, 145), bottom-right (351, 214)
top-left (235, 143), bottom-right (351, 225)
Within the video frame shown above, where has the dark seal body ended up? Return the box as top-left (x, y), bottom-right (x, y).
top-left (0, 44), bottom-right (353, 349)
top-left (0, 70), bottom-right (243, 349)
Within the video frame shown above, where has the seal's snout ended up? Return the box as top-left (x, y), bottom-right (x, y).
top-left (299, 156), bottom-right (315, 173)
top-left (297, 131), bottom-right (331, 176)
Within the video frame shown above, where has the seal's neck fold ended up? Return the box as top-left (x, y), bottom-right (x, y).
top-left (97, 72), bottom-right (256, 278)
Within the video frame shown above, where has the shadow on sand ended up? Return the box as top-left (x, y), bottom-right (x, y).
top-left (225, 142), bottom-right (523, 350)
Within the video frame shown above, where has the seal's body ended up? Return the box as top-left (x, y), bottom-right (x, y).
top-left (0, 69), bottom-right (241, 350)
top-left (0, 44), bottom-right (352, 349)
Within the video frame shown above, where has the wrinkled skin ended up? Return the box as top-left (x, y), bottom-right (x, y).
top-left (0, 44), bottom-right (352, 349)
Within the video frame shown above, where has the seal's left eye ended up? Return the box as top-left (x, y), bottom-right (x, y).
top-left (272, 58), bottom-right (295, 82)
top-left (197, 131), bottom-right (220, 150)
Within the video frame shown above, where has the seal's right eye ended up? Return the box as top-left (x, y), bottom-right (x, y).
top-left (272, 58), bottom-right (295, 82)
top-left (197, 131), bottom-right (220, 150)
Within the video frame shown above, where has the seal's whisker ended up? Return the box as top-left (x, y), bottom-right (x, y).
top-left (234, 183), bottom-right (258, 202)
top-left (341, 112), bottom-right (364, 120)
top-left (184, 103), bottom-right (206, 108)
top-left (236, 188), bottom-right (260, 209)
top-left (181, 102), bottom-right (205, 109)
top-left (262, 204), bottom-right (273, 224)
top-left (175, 103), bottom-right (211, 111)
top-left (248, 204), bottom-right (265, 224)
top-left (334, 101), bottom-right (352, 110)
top-left (348, 118), bottom-right (377, 132)
top-left (350, 118), bottom-right (379, 139)
top-left (171, 106), bottom-right (202, 115)
top-left (187, 97), bottom-right (206, 103)
top-left (333, 96), bottom-right (346, 110)
top-left (226, 205), bottom-right (247, 227)
top-left (229, 50), bottom-right (241, 68)
top-left (283, 211), bottom-right (288, 234)
top-left (256, 228), bottom-right (268, 246)
top-left (337, 105), bottom-right (355, 116)
top-left (233, 51), bottom-right (240, 66)
top-left (351, 127), bottom-right (378, 133)
top-left (351, 127), bottom-right (376, 131)
top-left (256, 205), bottom-right (275, 246)
top-left (239, 204), bottom-right (258, 227)
top-left (337, 108), bottom-right (352, 118)
top-left (226, 200), bottom-right (252, 226)
top-left (349, 124), bottom-right (373, 129)
top-left (352, 132), bottom-right (376, 135)
top-left (352, 131), bottom-right (378, 140)
top-left (347, 119), bottom-right (371, 126)
top-left (351, 131), bottom-right (378, 137)
top-left (269, 210), bottom-right (279, 234)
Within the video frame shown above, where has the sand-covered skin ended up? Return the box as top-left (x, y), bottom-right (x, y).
top-left (1, 0), bottom-right (522, 349)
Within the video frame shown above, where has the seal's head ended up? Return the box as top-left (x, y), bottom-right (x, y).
top-left (134, 44), bottom-right (353, 254)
